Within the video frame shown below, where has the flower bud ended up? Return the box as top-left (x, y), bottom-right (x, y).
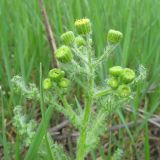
top-left (107, 29), bottom-right (123, 44)
top-left (74, 36), bottom-right (86, 47)
top-left (43, 78), bottom-right (52, 90)
top-left (109, 66), bottom-right (123, 77)
top-left (118, 85), bottom-right (131, 98)
top-left (107, 77), bottom-right (119, 89)
top-left (60, 31), bottom-right (75, 45)
top-left (59, 78), bottom-right (70, 88)
top-left (48, 68), bottom-right (65, 81)
top-left (75, 18), bottom-right (91, 35)
top-left (121, 68), bottom-right (135, 84)
top-left (55, 46), bottom-right (73, 63)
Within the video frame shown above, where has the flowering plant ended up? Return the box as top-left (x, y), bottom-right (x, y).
top-left (11, 18), bottom-right (146, 160)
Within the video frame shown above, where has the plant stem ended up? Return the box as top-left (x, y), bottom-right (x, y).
top-left (76, 34), bottom-right (94, 160)
top-left (72, 47), bottom-right (88, 65)
top-left (94, 44), bottom-right (118, 67)
top-left (94, 89), bottom-right (113, 98)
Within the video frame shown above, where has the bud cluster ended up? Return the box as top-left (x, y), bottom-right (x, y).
top-left (107, 66), bottom-right (136, 97)
top-left (43, 68), bottom-right (70, 91)
top-left (55, 18), bottom-right (93, 63)
top-left (11, 18), bottom-right (144, 160)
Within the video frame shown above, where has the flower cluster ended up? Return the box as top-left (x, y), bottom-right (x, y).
top-left (43, 68), bottom-right (70, 91)
top-left (11, 18), bottom-right (146, 160)
top-left (107, 66), bottom-right (136, 97)
top-left (55, 18), bottom-right (92, 64)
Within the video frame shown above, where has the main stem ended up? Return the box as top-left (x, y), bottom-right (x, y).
top-left (76, 35), bottom-right (94, 160)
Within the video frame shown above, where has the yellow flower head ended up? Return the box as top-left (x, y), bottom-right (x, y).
top-left (75, 18), bottom-right (91, 35)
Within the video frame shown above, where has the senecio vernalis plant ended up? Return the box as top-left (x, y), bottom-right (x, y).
top-left (11, 18), bottom-right (146, 160)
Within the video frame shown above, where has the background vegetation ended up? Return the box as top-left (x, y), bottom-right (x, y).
top-left (0, 0), bottom-right (160, 159)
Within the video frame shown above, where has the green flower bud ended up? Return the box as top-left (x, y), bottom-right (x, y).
top-left (75, 18), bottom-right (91, 35)
top-left (109, 66), bottom-right (123, 77)
top-left (74, 36), bottom-right (86, 47)
top-left (43, 78), bottom-right (52, 90)
top-left (121, 68), bottom-right (135, 84)
top-left (107, 77), bottom-right (119, 89)
top-left (118, 85), bottom-right (131, 97)
top-left (55, 46), bottom-right (73, 63)
top-left (60, 31), bottom-right (75, 45)
top-left (59, 78), bottom-right (70, 88)
top-left (107, 29), bottom-right (123, 43)
top-left (48, 68), bottom-right (65, 81)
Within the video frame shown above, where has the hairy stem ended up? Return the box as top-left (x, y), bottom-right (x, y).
top-left (76, 35), bottom-right (94, 160)
top-left (94, 44), bottom-right (118, 67)
top-left (94, 88), bottom-right (112, 98)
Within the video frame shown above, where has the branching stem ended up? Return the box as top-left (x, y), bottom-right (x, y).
top-left (94, 44), bottom-right (118, 67)
top-left (95, 89), bottom-right (113, 98)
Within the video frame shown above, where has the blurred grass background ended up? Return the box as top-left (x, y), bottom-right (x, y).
top-left (0, 0), bottom-right (160, 159)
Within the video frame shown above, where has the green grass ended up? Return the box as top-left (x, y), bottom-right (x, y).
top-left (0, 0), bottom-right (160, 159)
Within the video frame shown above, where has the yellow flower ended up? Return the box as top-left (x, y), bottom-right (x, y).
top-left (75, 18), bottom-right (91, 35)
